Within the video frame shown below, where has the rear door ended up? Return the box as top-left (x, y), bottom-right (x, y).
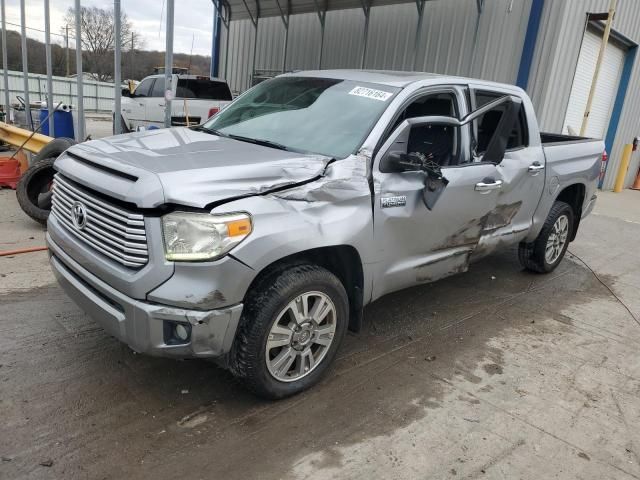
top-left (468, 86), bottom-right (546, 258)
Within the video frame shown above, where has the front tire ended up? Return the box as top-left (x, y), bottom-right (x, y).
top-left (519, 201), bottom-right (574, 273)
top-left (231, 264), bottom-right (348, 399)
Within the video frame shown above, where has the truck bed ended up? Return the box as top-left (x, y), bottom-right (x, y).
top-left (540, 132), bottom-right (597, 146)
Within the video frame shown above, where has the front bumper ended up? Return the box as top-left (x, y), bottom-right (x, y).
top-left (47, 233), bottom-right (243, 359)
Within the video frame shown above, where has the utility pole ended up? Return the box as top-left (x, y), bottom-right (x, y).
top-left (580, 0), bottom-right (617, 136)
top-left (65, 25), bottom-right (70, 77)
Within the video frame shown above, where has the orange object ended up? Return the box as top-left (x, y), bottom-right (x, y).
top-left (632, 167), bottom-right (640, 190)
top-left (0, 246), bottom-right (48, 257)
top-left (0, 159), bottom-right (20, 190)
top-left (0, 149), bottom-right (28, 188)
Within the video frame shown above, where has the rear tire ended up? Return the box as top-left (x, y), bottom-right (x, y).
top-left (16, 158), bottom-right (56, 225)
top-left (230, 264), bottom-right (348, 399)
top-left (16, 138), bottom-right (76, 225)
top-left (519, 201), bottom-right (574, 273)
top-left (32, 137), bottom-right (76, 164)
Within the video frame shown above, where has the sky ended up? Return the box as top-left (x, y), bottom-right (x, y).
top-left (3, 0), bottom-right (215, 56)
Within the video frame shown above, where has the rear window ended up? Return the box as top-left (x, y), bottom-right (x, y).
top-left (176, 79), bottom-right (232, 101)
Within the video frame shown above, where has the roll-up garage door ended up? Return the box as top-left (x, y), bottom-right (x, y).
top-left (563, 28), bottom-right (625, 139)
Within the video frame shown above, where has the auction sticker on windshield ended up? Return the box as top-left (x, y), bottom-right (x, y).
top-left (348, 86), bottom-right (393, 102)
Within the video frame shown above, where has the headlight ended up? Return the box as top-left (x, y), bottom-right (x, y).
top-left (161, 212), bottom-right (252, 261)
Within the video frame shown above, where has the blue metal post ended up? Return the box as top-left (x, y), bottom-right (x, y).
top-left (211, 1), bottom-right (222, 78)
top-left (516, 0), bottom-right (545, 90)
top-left (601, 46), bottom-right (638, 187)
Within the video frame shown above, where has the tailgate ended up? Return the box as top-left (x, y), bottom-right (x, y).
top-left (171, 100), bottom-right (230, 126)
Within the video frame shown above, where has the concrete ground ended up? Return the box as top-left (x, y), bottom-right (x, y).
top-left (85, 113), bottom-right (113, 140)
top-left (1, 188), bottom-right (639, 480)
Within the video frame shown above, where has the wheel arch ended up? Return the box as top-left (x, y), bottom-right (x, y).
top-left (554, 183), bottom-right (585, 241)
top-left (242, 245), bottom-right (365, 332)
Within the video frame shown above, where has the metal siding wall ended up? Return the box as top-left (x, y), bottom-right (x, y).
top-left (256, 16), bottom-right (285, 71)
top-left (527, 0), bottom-right (640, 189)
top-left (413, 0), bottom-right (530, 81)
top-left (221, 18), bottom-right (256, 93)
top-left (286, 14), bottom-right (322, 69)
top-left (224, 0), bottom-right (531, 84)
top-left (322, 8), bottom-right (366, 68)
top-left (222, 0), bottom-right (640, 189)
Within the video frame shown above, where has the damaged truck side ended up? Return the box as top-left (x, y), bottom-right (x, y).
top-left (47, 71), bottom-right (603, 398)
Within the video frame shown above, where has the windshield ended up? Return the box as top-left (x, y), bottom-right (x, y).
top-left (202, 77), bottom-right (401, 158)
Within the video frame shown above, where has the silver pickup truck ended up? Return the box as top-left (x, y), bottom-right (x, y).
top-left (47, 70), bottom-right (603, 398)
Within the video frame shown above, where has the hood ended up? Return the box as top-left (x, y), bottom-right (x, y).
top-left (57, 128), bottom-right (331, 209)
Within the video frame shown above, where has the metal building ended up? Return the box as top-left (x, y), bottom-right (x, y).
top-left (212, 0), bottom-right (640, 190)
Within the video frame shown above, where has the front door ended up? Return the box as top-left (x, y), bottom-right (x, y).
top-left (371, 87), bottom-right (504, 301)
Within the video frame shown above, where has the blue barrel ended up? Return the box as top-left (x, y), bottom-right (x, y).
top-left (40, 109), bottom-right (75, 138)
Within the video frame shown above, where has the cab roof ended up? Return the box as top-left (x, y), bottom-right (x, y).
top-left (283, 69), bottom-right (524, 93)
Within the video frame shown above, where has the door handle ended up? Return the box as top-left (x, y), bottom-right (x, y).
top-left (528, 162), bottom-right (545, 173)
top-left (475, 179), bottom-right (503, 192)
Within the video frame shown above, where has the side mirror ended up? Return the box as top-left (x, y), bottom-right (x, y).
top-left (121, 88), bottom-right (131, 97)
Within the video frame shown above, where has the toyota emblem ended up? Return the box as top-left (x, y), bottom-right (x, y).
top-left (71, 201), bottom-right (88, 230)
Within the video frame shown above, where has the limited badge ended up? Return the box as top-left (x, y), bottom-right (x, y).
top-left (381, 196), bottom-right (407, 208)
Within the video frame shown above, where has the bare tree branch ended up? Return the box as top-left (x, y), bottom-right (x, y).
top-left (62, 6), bottom-right (141, 81)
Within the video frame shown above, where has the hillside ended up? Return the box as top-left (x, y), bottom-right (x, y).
top-left (0, 29), bottom-right (212, 81)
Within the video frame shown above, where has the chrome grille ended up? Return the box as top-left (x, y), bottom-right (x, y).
top-left (51, 174), bottom-right (148, 268)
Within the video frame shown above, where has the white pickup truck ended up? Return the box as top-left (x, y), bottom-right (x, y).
top-left (114, 74), bottom-right (233, 132)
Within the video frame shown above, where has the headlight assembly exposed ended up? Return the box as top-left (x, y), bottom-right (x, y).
top-left (161, 212), bottom-right (252, 261)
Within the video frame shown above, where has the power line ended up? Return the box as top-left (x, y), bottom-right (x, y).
top-left (2, 22), bottom-right (72, 40)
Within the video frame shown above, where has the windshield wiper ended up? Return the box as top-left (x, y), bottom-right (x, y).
top-left (226, 134), bottom-right (290, 152)
top-left (191, 125), bottom-right (227, 137)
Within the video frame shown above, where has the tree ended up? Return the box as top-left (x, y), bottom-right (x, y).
top-left (63, 6), bottom-right (142, 81)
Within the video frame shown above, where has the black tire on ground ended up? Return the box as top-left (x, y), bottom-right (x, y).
top-left (112, 114), bottom-right (130, 135)
top-left (16, 158), bottom-right (57, 225)
top-left (32, 137), bottom-right (77, 163)
top-left (518, 200), bottom-right (574, 273)
top-left (230, 264), bottom-right (349, 399)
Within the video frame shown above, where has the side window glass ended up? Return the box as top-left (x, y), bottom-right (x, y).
top-left (150, 79), bottom-right (165, 98)
top-left (473, 91), bottom-right (527, 155)
top-left (379, 122), bottom-right (461, 173)
top-left (407, 123), bottom-right (460, 167)
top-left (384, 92), bottom-right (461, 163)
top-left (134, 79), bottom-right (154, 98)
